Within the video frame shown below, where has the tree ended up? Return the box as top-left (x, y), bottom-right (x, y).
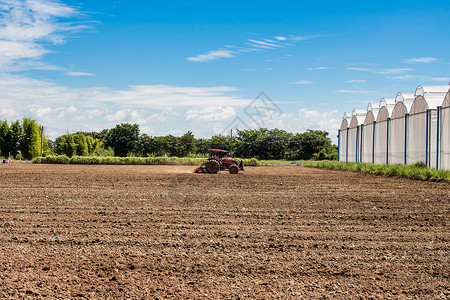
top-left (0, 120), bottom-right (22, 158)
top-left (137, 134), bottom-right (156, 157)
top-left (194, 138), bottom-right (210, 155)
top-left (209, 135), bottom-right (230, 152)
top-left (20, 118), bottom-right (42, 160)
top-left (55, 134), bottom-right (77, 157)
top-left (104, 123), bottom-right (140, 157)
top-left (179, 131), bottom-right (195, 156)
top-left (286, 129), bottom-right (333, 160)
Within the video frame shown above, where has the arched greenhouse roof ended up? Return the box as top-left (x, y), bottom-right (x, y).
top-left (410, 94), bottom-right (446, 114)
top-left (391, 101), bottom-right (409, 119)
top-left (443, 90), bottom-right (450, 108)
top-left (414, 85), bottom-right (449, 97)
top-left (376, 106), bottom-right (392, 122)
top-left (395, 92), bottom-right (415, 103)
top-left (364, 110), bottom-right (376, 125)
top-left (350, 115), bottom-right (366, 128)
top-left (340, 118), bottom-right (349, 130)
top-left (367, 102), bottom-right (379, 112)
top-left (379, 98), bottom-right (396, 108)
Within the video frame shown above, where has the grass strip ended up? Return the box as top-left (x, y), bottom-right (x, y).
top-left (301, 160), bottom-right (450, 182)
top-left (32, 156), bottom-right (261, 166)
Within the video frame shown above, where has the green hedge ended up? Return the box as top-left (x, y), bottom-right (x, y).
top-left (302, 160), bottom-right (450, 182)
top-left (33, 155), bottom-right (261, 166)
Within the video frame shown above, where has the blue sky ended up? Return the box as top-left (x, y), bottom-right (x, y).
top-left (1, 0), bottom-right (449, 142)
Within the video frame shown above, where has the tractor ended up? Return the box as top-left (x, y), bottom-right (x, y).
top-left (195, 149), bottom-right (244, 174)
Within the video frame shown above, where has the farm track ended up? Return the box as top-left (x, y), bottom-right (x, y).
top-left (0, 164), bottom-right (448, 298)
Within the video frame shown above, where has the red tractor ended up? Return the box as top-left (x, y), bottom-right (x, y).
top-left (195, 149), bottom-right (244, 174)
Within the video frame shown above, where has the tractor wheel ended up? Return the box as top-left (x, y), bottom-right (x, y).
top-left (205, 159), bottom-right (220, 174)
top-left (229, 164), bottom-right (239, 174)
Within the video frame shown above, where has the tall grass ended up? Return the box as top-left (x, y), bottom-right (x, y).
top-left (33, 156), bottom-right (261, 166)
top-left (302, 160), bottom-right (450, 182)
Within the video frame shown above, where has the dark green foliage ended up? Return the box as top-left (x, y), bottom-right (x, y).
top-left (193, 138), bottom-right (210, 155)
top-left (286, 130), bottom-right (334, 160)
top-left (234, 128), bottom-right (292, 159)
top-left (209, 135), bottom-right (230, 151)
top-left (179, 131), bottom-right (195, 157)
top-left (137, 134), bottom-right (156, 157)
top-left (104, 123), bottom-right (140, 157)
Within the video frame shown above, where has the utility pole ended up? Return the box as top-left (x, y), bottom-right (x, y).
top-left (230, 129), bottom-right (233, 157)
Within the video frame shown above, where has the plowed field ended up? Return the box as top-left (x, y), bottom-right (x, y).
top-left (0, 164), bottom-right (448, 298)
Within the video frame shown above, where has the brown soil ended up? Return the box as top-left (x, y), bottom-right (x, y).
top-left (0, 164), bottom-right (448, 299)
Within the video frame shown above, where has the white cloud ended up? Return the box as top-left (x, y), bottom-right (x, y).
top-left (347, 67), bottom-right (414, 75)
top-left (248, 39), bottom-right (285, 49)
top-left (334, 89), bottom-right (375, 94)
top-left (65, 71), bottom-right (95, 76)
top-left (184, 106), bottom-right (235, 122)
top-left (404, 57), bottom-right (437, 63)
top-left (0, 0), bottom-right (88, 71)
top-left (187, 50), bottom-right (235, 62)
top-left (0, 107), bottom-right (19, 119)
top-left (346, 79), bottom-right (367, 83)
top-left (290, 35), bottom-right (322, 41)
top-left (388, 75), bottom-right (424, 80)
top-left (429, 77), bottom-right (450, 82)
top-left (306, 67), bottom-right (328, 71)
top-left (289, 80), bottom-right (314, 85)
top-left (377, 68), bottom-right (413, 74)
top-left (0, 74), bottom-right (252, 138)
top-left (187, 34), bottom-right (322, 62)
top-left (388, 75), bottom-right (450, 82)
top-left (105, 108), bottom-right (143, 123)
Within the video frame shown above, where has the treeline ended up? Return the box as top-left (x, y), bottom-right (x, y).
top-left (0, 119), bottom-right (337, 160)
top-left (0, 118), bottom-right (46, 160)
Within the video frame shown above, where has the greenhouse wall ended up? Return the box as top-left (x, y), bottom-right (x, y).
top-left (440, 106), bottom-right (450, 169)
top-left (374, 120), bottom-right (388, 164)
top-left (389, 116), bottom-right (406, 164)
top-left (338, 129), bottom-right (348, 162)
top-left (361, 123), bottom-right (374, 163)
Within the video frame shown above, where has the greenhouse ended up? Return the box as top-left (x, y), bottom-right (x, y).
top-left (338, 84), bottom-right (450, 169)
top-left (439, 90), bottom-right (450, 169)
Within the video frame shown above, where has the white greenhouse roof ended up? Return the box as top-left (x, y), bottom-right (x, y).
top-left (367, 102), bottom-right (380, 112)
top-left (349, 115), bottom-right (366, 128)
top-left (340, 118), bottom-right (349, 130)
top-left (376, 106), bottom-right (392, 122)
top-left (379, 98), bottom-right (396, 108)
top-left (414, 85), bottom-right (450, 97)
top-left (352, 108), bottom-right (367, 117)
top-left (443, 90), bottom-right (450, 108)
top-left (364, 110), bottom-right (376, 125)
top-left (391, 101), bottom-right (410, 119)
top-left (410, 94), bottom-right (446, 114)
top-left (395, 92), bottom-right (415, 103)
